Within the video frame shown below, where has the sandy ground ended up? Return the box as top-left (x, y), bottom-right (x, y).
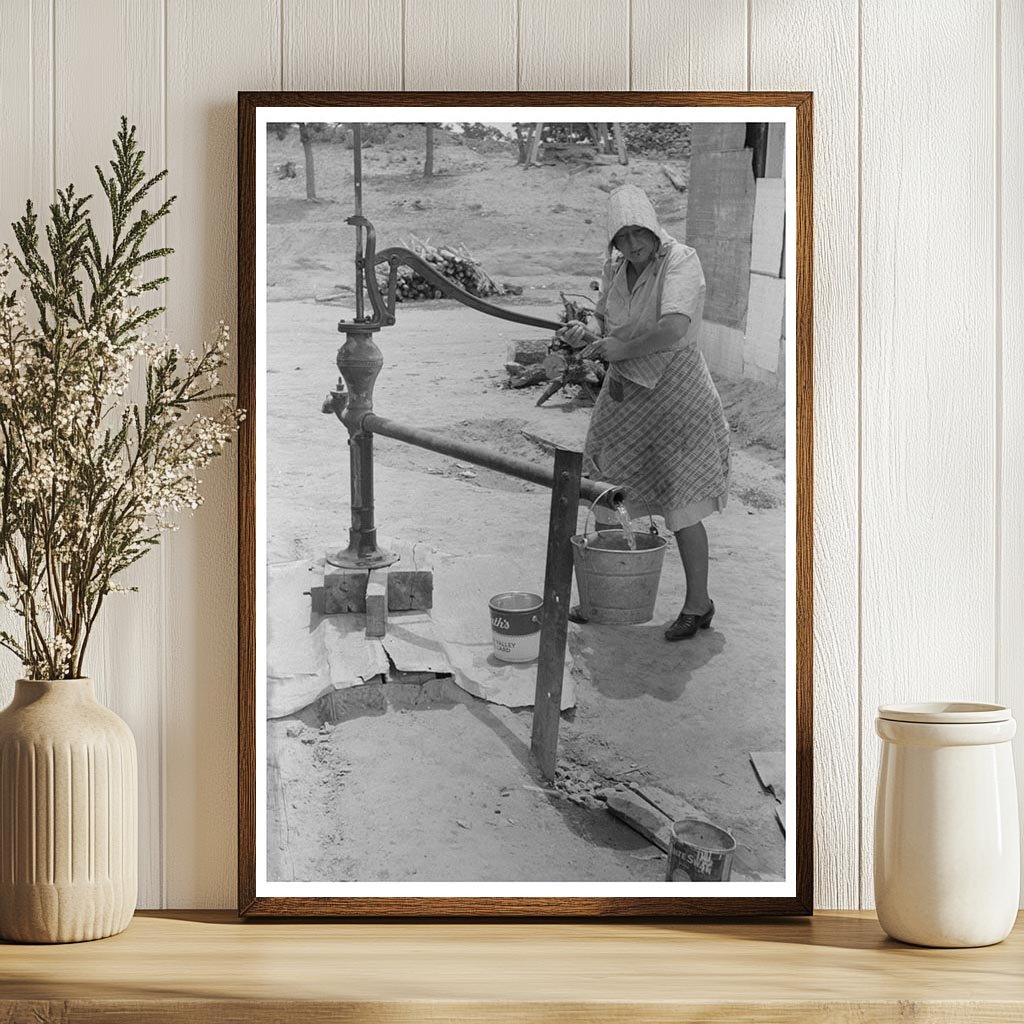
top-left (266, 125), bottom-right (690, 304)
top-left (264, 128), bottom-right (788, 884)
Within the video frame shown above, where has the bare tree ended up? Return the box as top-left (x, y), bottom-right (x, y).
top-left (424, 123), bottom-right (435, 178)
top-left (514, 123), bottom-right (527, 164)
top-left (299, 123), bottom-right (317, 199)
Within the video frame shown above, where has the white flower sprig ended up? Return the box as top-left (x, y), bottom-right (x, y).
top-left (0, 118), bottom-right (242, 680)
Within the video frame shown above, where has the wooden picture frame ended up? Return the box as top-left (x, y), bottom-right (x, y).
top-left (238, 91), bottom-right (813, 917)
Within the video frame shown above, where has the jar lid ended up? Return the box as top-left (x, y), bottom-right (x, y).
top-left (877, 701), bottom-right (1011, 724)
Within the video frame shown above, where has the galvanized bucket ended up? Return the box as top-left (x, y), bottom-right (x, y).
top-left (571, 491), bottom-right (667, 625)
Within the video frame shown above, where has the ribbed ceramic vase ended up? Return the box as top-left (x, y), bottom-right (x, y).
top-left (874, 702), bottom-right (1019, 948)
top-left (0, 678), bottom-right (137, 943)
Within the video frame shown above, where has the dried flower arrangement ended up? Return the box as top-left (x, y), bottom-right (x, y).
top-left (0, 118), bottom-right (242, 679)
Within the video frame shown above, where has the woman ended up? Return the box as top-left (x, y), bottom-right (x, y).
top-left (562, 184), bottom-right (730, 641)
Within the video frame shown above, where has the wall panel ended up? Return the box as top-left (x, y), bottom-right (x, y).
top-left (52, 0), bottom-right (167, 909)
top-left (0, 0), bottom-right (51, 222)
top-left (518, 0), bottom-right (629, 90)
top-left (405, 0), bottom-right (516, 90)
top-left (164, 0), bottom-right (280, 908)
top-left (0, 0), bottom-right (1017, 911)
top-left (750, 0), bottom-right (860, 910)
top-left (0, 1), bottom-right (52, 696)
top-left (999, 0), bottom-right (1024, 898)
top-left (283, 0), bottom-right (402, 90)
top-left (859, 0), bottom-right (998, 907)
top-left (631, 0), bottom-right (747, 91)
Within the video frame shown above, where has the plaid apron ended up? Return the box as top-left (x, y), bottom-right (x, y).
top-left (583, 345), bottom-right (730, 519)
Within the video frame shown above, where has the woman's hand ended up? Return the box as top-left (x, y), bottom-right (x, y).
top-left (581, 336), bottom-right (626, 361)
top-left (556, 320), bottom-right (596, 350)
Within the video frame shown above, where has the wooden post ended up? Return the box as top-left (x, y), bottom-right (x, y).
top-left (364, 568), bottom-right (388, 638)
top-left (614, 122), bottom-right (628, 165)
top-left (526, 122), bottom-right (544, 167)
top-left (530, 447), bottom-right (583, 781)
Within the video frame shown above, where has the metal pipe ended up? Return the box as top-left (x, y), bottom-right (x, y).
top-left (353, 123), bottom-right (364, 321)
top-left (375, 247), bottom-right (564, 331)
top-left (362, 413), bottom-right (624, 507)
top-left (327, 330), bottom-right (398, 569)
top-left (344, 430), bottom-right (389, 564)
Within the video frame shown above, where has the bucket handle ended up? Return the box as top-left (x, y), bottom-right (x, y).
top-left (578, 487), bottom-right (659, 548)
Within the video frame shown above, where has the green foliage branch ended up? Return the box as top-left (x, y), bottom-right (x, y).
top-left (0, 118), bottom-right (242, 680)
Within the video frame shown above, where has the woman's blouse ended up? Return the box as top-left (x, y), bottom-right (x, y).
top-left (595, 239), bottom-right (706, 389)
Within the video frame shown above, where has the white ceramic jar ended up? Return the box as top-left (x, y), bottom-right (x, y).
top-left (874, 702), bottom-right (1019, 947)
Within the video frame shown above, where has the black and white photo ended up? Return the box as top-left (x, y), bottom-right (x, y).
top-left (238, 96), bottom-right (812, 916)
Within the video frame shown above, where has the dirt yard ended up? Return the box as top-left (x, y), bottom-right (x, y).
top-left (265, 126), bottom-right (788, 884)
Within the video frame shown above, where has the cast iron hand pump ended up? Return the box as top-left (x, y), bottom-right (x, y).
top-left (327, 123), bottom-right (619, 572)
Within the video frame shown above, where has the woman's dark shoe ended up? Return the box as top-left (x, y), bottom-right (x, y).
top-left (664, 601), bottom-right (715, 642)
top-left (568, 605), bottom-right (590, 624)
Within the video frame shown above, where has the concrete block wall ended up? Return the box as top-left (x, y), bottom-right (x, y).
top-left (688, 123), bottom-right (787, 388)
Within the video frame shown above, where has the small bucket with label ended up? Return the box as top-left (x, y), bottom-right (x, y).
top-left (665, 818), bottom-right (736, 882)
top-left (489, 592), bottom-right (543, 663)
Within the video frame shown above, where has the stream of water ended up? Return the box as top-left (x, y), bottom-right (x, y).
top-left (613, 501), bottom-right (637, 550)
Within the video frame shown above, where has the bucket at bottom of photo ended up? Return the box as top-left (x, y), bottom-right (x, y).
top-left (874, 701), bottom-right (1020, 947)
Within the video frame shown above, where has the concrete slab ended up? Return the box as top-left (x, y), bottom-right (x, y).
top-left (380, 610), bottom-right (449, 674)
top-left (320, 616), bottom-right (390, 689)
top-left (750, 178), bottom-right (786, 277)
top-left (745, 274), bottom-right (785, 374)
top-left (699, 321), bottom-right (746, 380)
top-left (267, 560), bottom-right (392, 718)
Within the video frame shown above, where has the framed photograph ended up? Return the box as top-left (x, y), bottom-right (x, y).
top-left (238, 92), bottom-right (812, 916)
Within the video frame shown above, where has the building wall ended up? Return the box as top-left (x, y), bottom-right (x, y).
top-left (0, 0), bottom-right (1020, 912)
top-left (688, 122), bottom-right (786, 387)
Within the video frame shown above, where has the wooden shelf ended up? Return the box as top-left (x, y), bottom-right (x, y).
top-left (2, 910), bottom-right (1022, 1022)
